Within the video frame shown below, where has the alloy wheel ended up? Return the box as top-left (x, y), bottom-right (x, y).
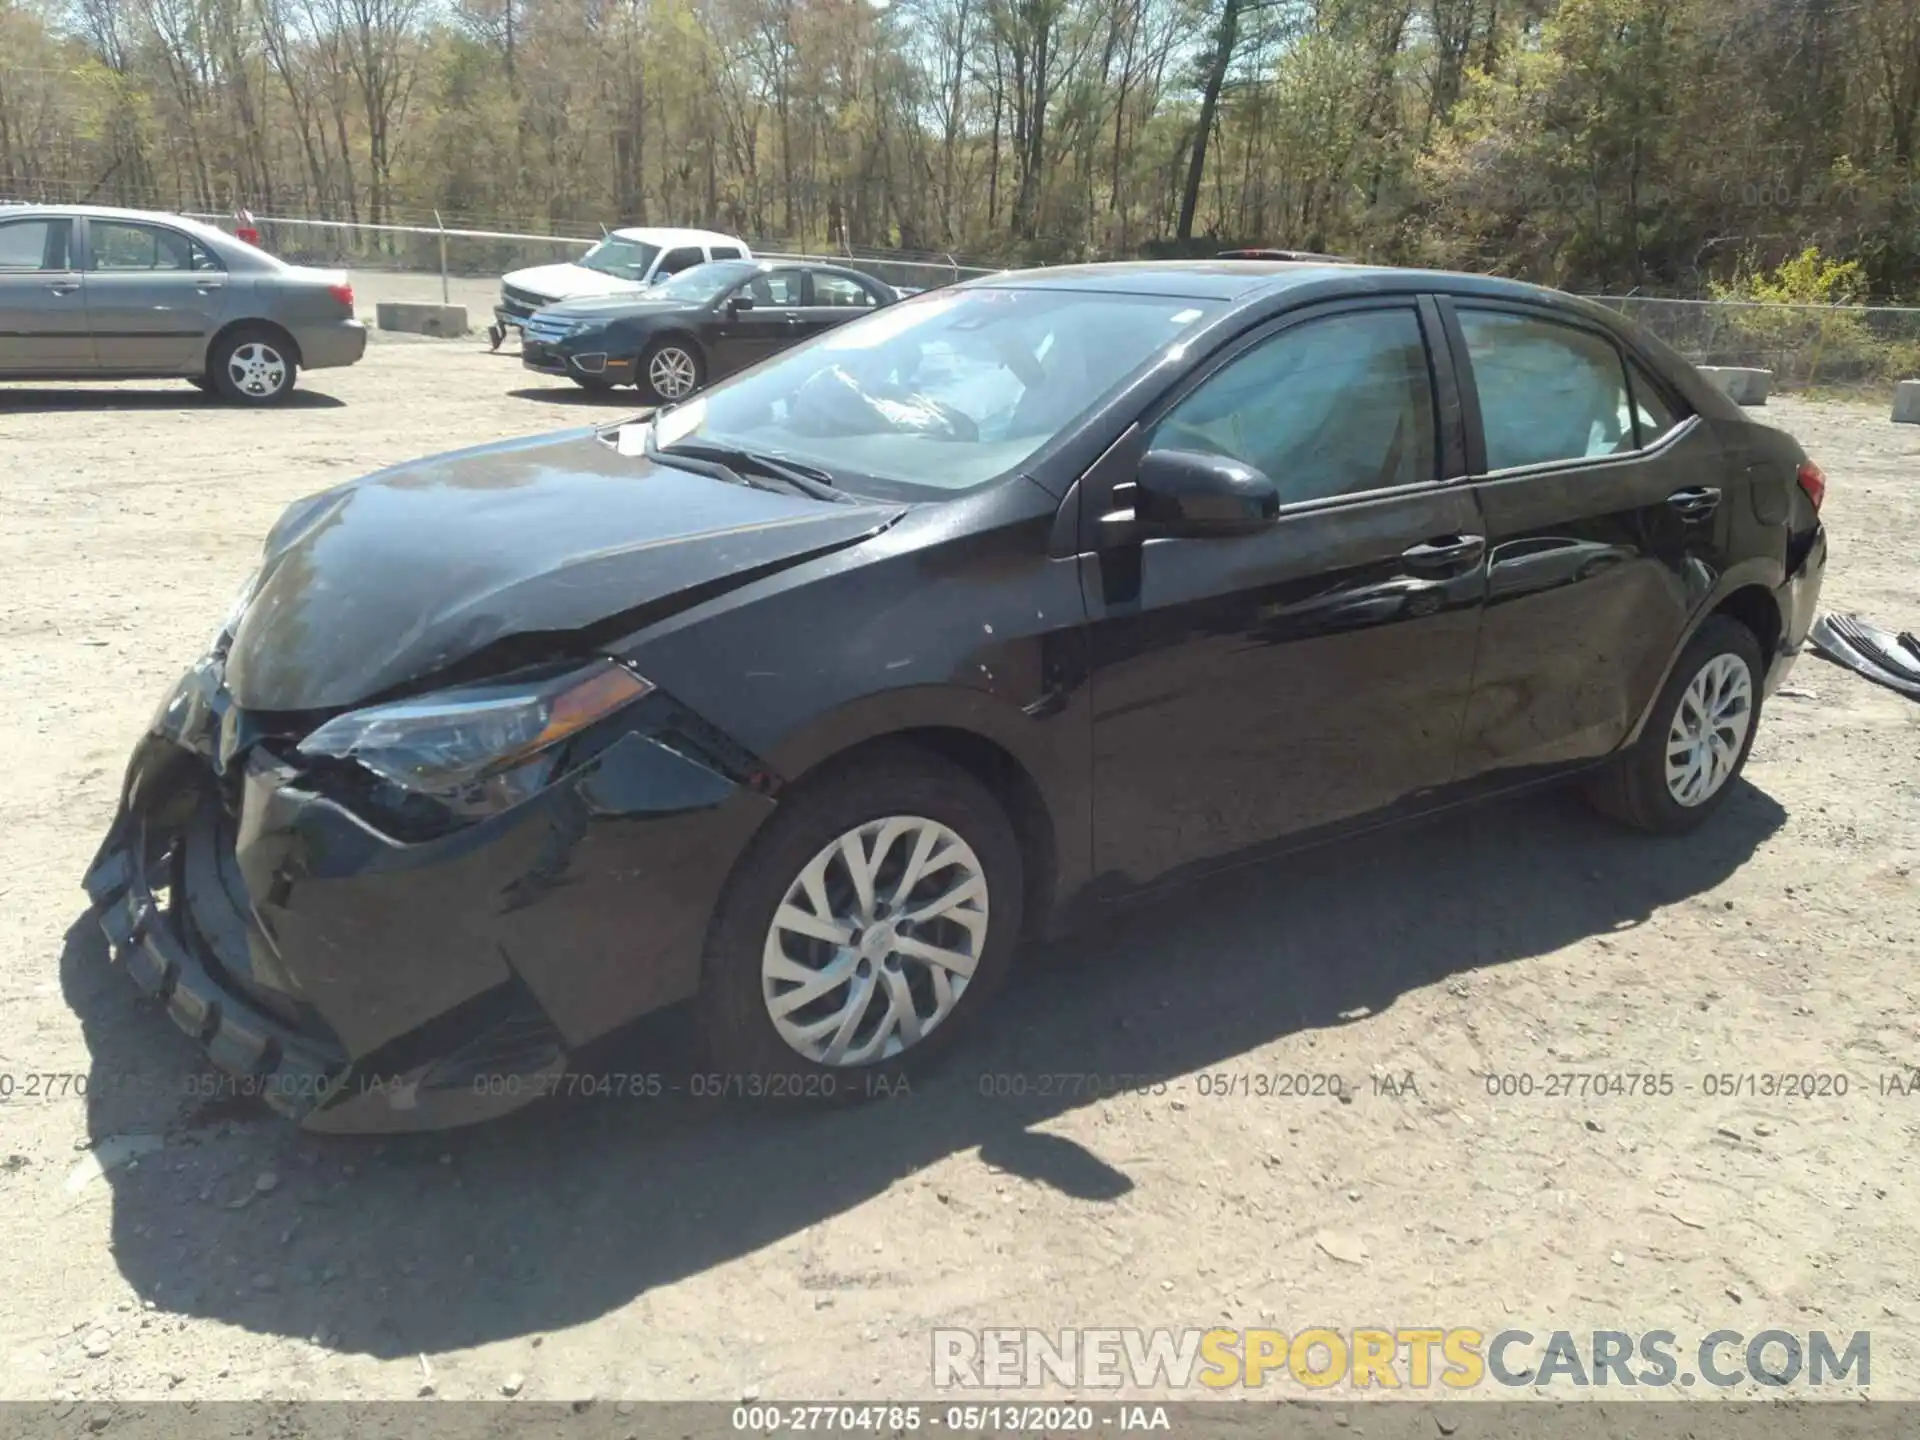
top-left (1664, 652), bottom-right (1754, 806)
top-left (760, 816), bottom-right (989, 1066)
top-left (647, 346), bottom-right (699, 400)
top-left (227, 341), bottom-right (287, 398)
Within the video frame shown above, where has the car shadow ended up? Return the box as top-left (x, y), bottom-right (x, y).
top-left (507, 385), bottom-right (651, 410)
top-left (0, 387), bottom-right (344, 413)
top-left (62, 779), bottom-right (1785, 1358)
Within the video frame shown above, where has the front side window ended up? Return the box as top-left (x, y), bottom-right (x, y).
top-left (652, 264), bottom-right (751, 303)
top-left (731, 270), bottom-right (804, 307)
top-left (1150, 308), bottom-right (1438, 504)
top-left (1459, 308), bottom-right (1634, 470)
top-left (813, 272), bottom-right (880, 308)
top-left (578, 237), bottom-right (660, 281)
top-left (651, 286), bottom-right (1222, 498)
top-left (0, 217), bottom-right (71, 271)
top-left (89, 222), bottom-right (195, 272)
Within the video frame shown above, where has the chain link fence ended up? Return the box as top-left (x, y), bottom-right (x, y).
top-left (1584, 295), bottom-right (1920, 389)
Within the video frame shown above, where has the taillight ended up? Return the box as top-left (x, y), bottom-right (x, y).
top-left (328, 282), bottom-right (355, 311)
top-left (1795, 459), bottom-right (1826, 512)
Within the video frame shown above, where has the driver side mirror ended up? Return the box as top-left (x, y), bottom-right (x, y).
top-left (727, 293), bottom-right (755, 313)
top-left (1133, 449), bottom-right (1279, 537)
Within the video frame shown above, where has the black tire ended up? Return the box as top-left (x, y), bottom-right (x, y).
top-left (1585, 615), bottom-right (1764, 834)
top-left (637, 336), bottom-right (705, 404)
top-left (696, 744), bottom-right (1024, 1100)
top-left (186, 375), bottom-right (214, 393)
top-left (488, 324), bottom-right (505, 351)
top-left (209, 325), bottom-right (298, 405)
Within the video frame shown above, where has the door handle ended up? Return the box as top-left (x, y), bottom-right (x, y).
top-left (1667, 486), bottom-right (1721, 518)
top-left (44, 281), bottom-right (81, 297)
top-left (1401, 534), bottom-right (1486, 572)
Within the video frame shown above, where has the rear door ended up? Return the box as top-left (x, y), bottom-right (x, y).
top-left (1084, 297), bottom-right (1489, 885)
top-left (0, 214), bottom-right (89, 373)
top-left (1439, 298), bottom-right (1724, 783)
top-left (81, 217), bottom-right (227, 372)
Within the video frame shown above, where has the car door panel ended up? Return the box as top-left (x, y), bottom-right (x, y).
top-left (1440, 298), bottom-right (1727, 781)
top-left (1086, 485), bottom-right (1487, 885)
top-left (0, 215), bottom-right (90, 373)
top-left (81, 219), bottom-right (226, 372)
top-left (1082, 299), bottom-right (1485, 888)
top-left (707, 270), bottom-right (806, 376)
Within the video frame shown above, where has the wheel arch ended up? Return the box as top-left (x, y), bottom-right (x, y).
top-left (1622, 567), bottom-right (1784, 747)
top-left (204, 317), bottom-right (303, 372)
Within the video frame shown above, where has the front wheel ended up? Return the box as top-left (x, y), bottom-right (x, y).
top-left (1585, 615), bottom-right (1764, 833)
top-left (210, 327), bottom-right (297, 405)
top-left (638, 337), bottom-right (704, 404)
top-left (697, 746), bottom-right (1023, 1095)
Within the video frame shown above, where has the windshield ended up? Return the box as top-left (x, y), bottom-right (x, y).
top-left (578, 236), bottom-right (660, 281)
top-left (650, 286), bottom-right (1222, 498)
top-left (651, 264), bottom-right (746, 303)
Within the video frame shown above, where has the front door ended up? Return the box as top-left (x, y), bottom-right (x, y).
top-left (1085, 300), bottom-right (1489, 887)
top-left (80, 217), bottom-right (228, 371)
top-left (0, 214), bottom-right (89, 373)
top-left (1439, 299), bottom-right (1726, 782)
top-left (793, 269), bottom-right (888, 341)
top-left (708, 269), bottom-right (808, 378)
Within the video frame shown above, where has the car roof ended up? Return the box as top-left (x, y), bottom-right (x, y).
top-left (607, 226), bottom-right (748, 248)
top-left (1, 201), bottom-right (230, 237)
top-left (965, 259), bottom-right (1578, 307)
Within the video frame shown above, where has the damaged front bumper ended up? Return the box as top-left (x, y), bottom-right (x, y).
top-left (83, 650), bottom-right (777, 1133)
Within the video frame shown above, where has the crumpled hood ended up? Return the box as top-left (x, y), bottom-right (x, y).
top-left (503, 262), bottom-right (651, 302)
top-left (224, 428), bottom-right (903, 712)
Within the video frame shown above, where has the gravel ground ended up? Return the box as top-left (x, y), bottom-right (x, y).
top-left (1, 329), bottom-right (1917, 1408)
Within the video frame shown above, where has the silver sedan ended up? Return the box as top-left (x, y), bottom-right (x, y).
top-left (0, 203), bottom-right (367, 404)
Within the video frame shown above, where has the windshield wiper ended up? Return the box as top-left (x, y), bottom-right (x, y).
top-left (659, 438), bottom-right (852, 503)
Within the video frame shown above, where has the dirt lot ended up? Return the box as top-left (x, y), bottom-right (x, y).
top-left (1, 321), bottom-right (1917, 1408)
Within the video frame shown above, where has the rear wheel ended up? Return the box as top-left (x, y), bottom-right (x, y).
top-left (210, 326), bottom-right (297, 405)
top-left (638, 337), bottom-right (703, 404)
top-left (1586, 616), bottom-right (1763, 833)
top-left (697, 747), bottom-right (1023, 1096)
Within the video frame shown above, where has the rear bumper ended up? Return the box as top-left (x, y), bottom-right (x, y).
top-left (83, 652), bottom-right (777, 1132)
top-left (1765, 524), bottom-right (1827, 695)
top-left (296, 319), bottom-right (368, 371)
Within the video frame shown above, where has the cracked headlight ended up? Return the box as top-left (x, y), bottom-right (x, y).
top-left (297, 660), bottom-right (654, 813)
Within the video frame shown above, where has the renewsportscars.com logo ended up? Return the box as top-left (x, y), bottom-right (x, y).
top-left (931, 1328), bottom-right (1871, 1391)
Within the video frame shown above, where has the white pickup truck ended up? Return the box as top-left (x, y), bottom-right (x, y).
top-left (489, 226), bottom-right (752, 349)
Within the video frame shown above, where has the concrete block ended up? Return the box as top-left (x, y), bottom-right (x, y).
top-left (374, 301), bottom-right (469, 338)
top-left (1893, 379), bottom-right (1920, 425)
top-left (1697, 366), bottom-right (1771, 405)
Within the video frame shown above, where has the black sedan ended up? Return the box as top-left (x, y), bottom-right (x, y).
top-left (520, 258), bottom-right (900, 402)
top-left (85, 260), bottom-right (1828, 1132)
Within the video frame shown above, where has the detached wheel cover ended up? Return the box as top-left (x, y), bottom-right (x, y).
top-left (760, 815), bottom-right (989, 1066)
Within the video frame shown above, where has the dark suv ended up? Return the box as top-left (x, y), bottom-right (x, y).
top-left (86, 259), bottom-right (1827, 1131)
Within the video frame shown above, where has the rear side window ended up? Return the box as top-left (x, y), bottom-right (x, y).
top-left (813, 272), bottom-right (881, 308)
top-left (708, 246), bottom-right (744, 261)
top-left (0, 217), bottom-right (71, 271)
top-left (1151, 307), bottom-right (1438, 504)
top-left (1627, 358), bottom-right (1683, 446)
top-left (1458, 308), bottom-right (1633, 470)
top-left (89, 221), bottom-right (196, 272)
top-left (655, 246), bottom-right (705, 277)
